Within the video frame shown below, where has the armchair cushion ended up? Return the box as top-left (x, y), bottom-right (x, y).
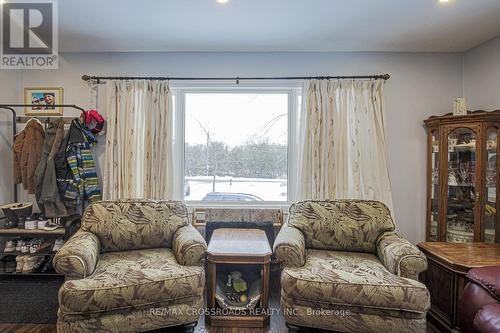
top-left (273, 224), bottom-right (306, 267)
top-left (173, 224), bottom-right (207, 266)
top-left (53, 230), bottom-right (100, 279)
top-left (376, 232), bottom-right (428, 280)
top-left (281, 294), bottom-right (427, 333)
top-left (58, 298), bottom-right (203, 333)
top-left (81, 200), bottom-right (188, 252)
top-left (288, 200), bottom-right (395, 253)
top-left (281, 250), bottom-right (430, 314)
top-left (59, 248), bottom-right (204, 315)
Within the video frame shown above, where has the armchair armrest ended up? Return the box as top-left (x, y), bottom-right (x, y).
top-left (467, 266), bottom-right (500, 300)
top-left (173, 224), bottom-right (207, 266)
top-left (53, 230), bottom-right (100, 279)
top-left (376, 232), bottom-right (427, 280)
top-left (273, 223), bottom-right (306, 268)
top-left (474, 304), bottom-right (500, 333)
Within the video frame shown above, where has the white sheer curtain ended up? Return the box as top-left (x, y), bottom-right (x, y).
top-left (103, 80), bottom-right (174, 200)
top-left (295, 79), bottom-right (393, 212)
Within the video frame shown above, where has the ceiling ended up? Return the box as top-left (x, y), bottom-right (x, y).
top-left (58, 0), bottom-right (500, 53)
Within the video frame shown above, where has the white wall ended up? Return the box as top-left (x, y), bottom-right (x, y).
top-left (463, 36), bottom-right (500, 110)
top-left (0, 71), bottom-right (21, 205)
top-left (0, 52), bottom-right (464, 243)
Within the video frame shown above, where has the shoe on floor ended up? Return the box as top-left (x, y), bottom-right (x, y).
top-left (15, 239), bottom-right (24, 252)
top-left (37, 215), bottom-right (48, 229)
top-left (29, 244), bottom-right (39, 254)
top-left (4, 256), bottom-right (17, 273)
top-left (43, 218), bottom-right (64, 231)
top-left (4, 240), bottom-right (16, 252)
top-left (27, 238), bottom-right (42, 253)
top-left (0, 257), bottom-right (6, 273)
top-left (15, 255), bottom-right (26, 273)
top-left (38, 241), bottom-right (52, 253)
top-left (20, 242), bottom-right (30, 254)
top-left (22, 256), bottom-right (44, 274)
top-left (52, 238), bottom-right (65, 252)
top-left (37, 255), bottom-right (54, 273)
top-left (24, 216), bottom-right (38, 230)
top-left (30, 240), bottom-right (51, 253)
top-left (37, 219), bottom-right (47, 229)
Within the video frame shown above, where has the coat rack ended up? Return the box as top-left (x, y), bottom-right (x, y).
top-left (0, 104), bottom-right (86, 203)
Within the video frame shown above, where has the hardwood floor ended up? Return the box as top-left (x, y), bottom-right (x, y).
top-left (0, 324), bottom-right (56, 333)
top-left (0, 271), bottom-right (440, 333)
top-left (0, 321), bottom-right (442, 333)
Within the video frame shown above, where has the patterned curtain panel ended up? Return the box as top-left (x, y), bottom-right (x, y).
top-left (295, 79), bottom-right (393, 212)
top-left (103, 80), bottom-right (174, 200)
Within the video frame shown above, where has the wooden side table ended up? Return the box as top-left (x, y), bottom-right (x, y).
top-left (418, 242), bottom-right (500, 332)
top-left (206, 228), bottom-right (272, 328)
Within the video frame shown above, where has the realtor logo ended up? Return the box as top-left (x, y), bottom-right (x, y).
top-left (1, 0), bottom-right (58, 69)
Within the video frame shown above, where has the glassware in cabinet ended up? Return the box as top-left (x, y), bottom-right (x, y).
top-left (445, 127), bottom-right (477, 243)
top-left (484, 127), bottom-right (497, 243)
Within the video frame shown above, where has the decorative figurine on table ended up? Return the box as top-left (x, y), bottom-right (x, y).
top-left (225, 271), bottom-right (248, 303)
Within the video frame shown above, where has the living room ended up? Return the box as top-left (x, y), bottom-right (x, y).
top-left (0, 1), bottom-right (499, 332)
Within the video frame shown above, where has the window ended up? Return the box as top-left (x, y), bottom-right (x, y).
top-left (174, 85), bottom-right (299, 204)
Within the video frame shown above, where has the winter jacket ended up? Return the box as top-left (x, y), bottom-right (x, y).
top-left (13, 119), bottom-right (45, 194)
top-left (54, 124), bottom-right (75, 211)
top-left (34, 118), bottom-right (68, 218)
top-left (63, 119), bottom-right (102, 206)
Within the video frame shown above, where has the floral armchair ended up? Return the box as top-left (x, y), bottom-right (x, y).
top-left (53, 200), bottom-right (206, 333)
top-left (273, 200), bottom-right (430, 333)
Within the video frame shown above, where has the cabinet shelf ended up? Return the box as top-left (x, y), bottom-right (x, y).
top-left (0, 216), bottom-right (81, 280)
top-left (0, 228), bottom-right (65, 237)
top-left (447, 182), bottom-right (475, 187)
top-left (0, 272), bottom-right (62, 277)
top-left (448, 148), bottom-right (475, 153)
top-left (0, 251), bottom-right (56, 257)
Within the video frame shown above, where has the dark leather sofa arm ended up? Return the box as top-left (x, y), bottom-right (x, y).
top-left (458, 266), bottom-right (500, 333)
top-left (467, 266), bottom-right (500, 300)
top-left (474, 303), bottom-right (500, 333)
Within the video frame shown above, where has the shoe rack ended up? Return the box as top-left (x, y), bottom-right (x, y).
top-left (0, 218), bottom-right (80, 277)
top-left (0, 104), bottom-right (86, 277)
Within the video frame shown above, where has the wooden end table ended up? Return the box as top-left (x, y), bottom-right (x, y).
top-left (418, 242), bottom-right (500, 332)
top-left (206, 228), bottom-right (272, 328)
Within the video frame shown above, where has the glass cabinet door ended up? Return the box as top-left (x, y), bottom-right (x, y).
top-left (446, 127), bottom-right (478, 243)
top-left (429, 130), bottom-right (440, 240)
top-left (484, 127), bottom-right (497, 243)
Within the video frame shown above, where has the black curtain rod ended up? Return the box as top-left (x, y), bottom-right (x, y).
top-left (81, 74), bottom-right (390, 83)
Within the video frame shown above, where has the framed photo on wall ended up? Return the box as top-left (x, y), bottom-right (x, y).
top-left (24, 87), bottom-right (64, 116)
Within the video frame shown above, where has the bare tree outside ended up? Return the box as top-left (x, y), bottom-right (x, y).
top-left (184, 93), bottom-right (288, 202)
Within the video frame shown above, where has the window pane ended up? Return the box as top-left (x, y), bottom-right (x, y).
top-left (184, 93), bottom-right (288, 202)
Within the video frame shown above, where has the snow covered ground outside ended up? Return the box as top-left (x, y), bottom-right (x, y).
top-left (185, 176), bottom-right (287, 202)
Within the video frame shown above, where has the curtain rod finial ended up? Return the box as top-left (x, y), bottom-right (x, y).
top-left (382, 74), bottom-right (390, 80)
top-left (82, 75), bottom-right (91, 81)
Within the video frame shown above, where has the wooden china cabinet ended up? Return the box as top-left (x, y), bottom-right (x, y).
top-left (424, 110), bottom-right (500, 244)
top-left (422, 111), bottom-right (500, 332)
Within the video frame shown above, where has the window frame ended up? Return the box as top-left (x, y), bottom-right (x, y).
top-left (171, 81), bottom-right (301, 208)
